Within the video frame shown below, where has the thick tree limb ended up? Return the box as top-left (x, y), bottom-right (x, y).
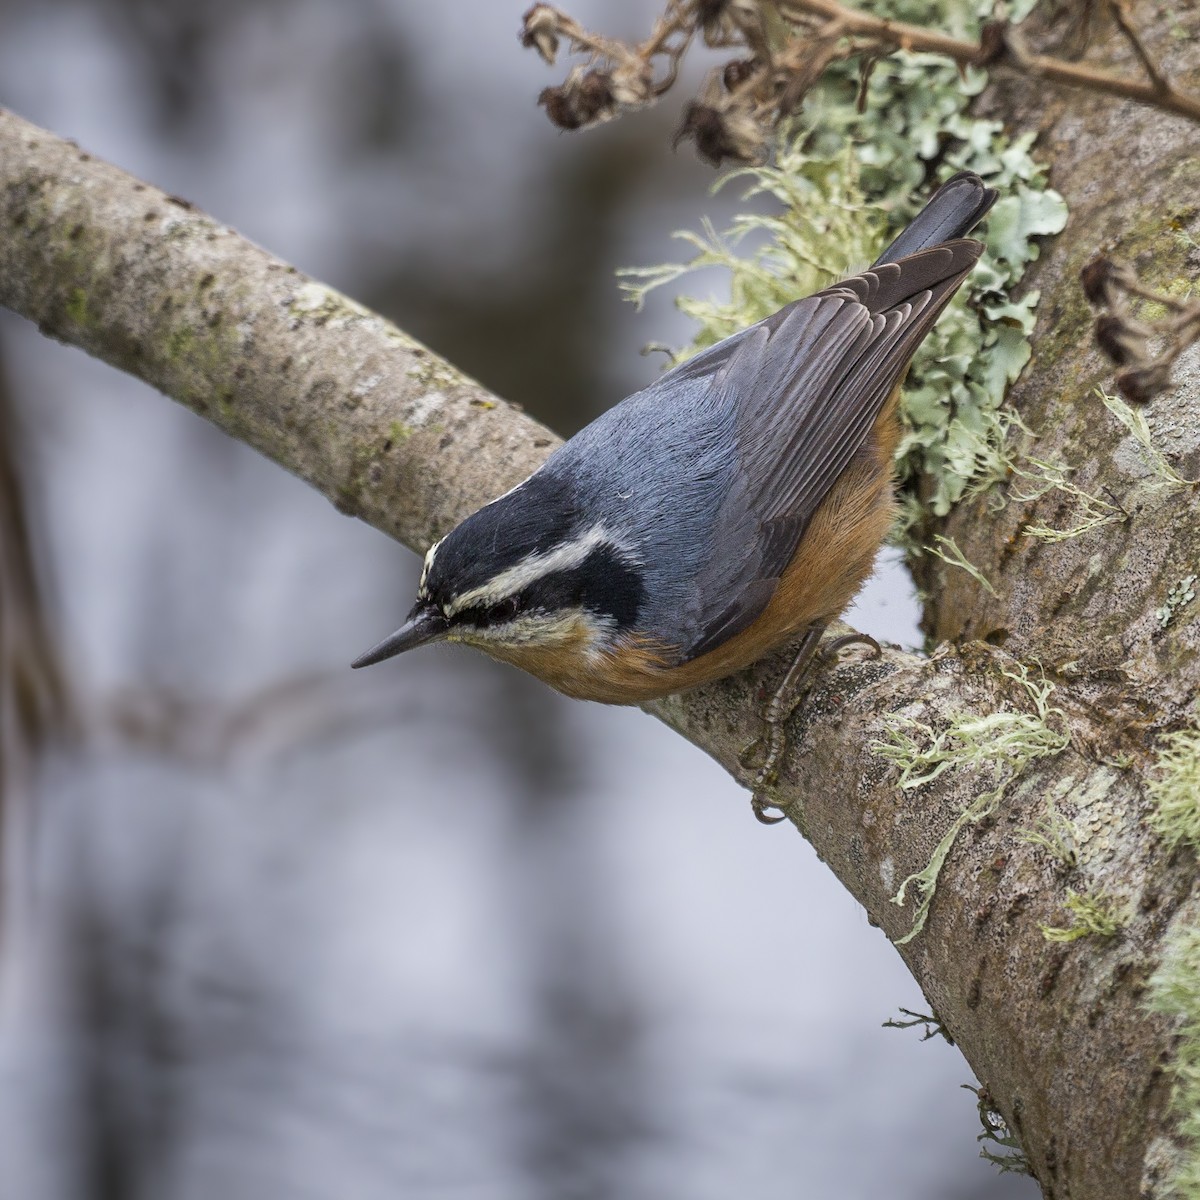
top-left (1, 85), bottom-right (1198, 1199)
top-left (0, 112), bottom-right (557, 550)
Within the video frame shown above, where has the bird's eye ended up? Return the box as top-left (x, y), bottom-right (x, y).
top-left (496, 596), bottom-right (520, 622)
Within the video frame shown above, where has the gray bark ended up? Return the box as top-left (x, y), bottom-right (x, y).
top-left (1, 6), bottom-right (1198, 1190)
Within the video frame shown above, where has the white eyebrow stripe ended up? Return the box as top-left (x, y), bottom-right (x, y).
top-left (445, 524), bottom-right (633, 616)
top-left (418, 535), bottom-right (445, 595)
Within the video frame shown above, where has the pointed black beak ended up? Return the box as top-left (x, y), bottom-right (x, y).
top-left (350, 606), bottom-right (450, 669)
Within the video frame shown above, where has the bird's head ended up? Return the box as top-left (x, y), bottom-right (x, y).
top-left (351, 474), bottom-right (646, 671)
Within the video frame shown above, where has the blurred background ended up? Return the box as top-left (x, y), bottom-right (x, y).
top-left (0, 1), bottom-right (1036, 1197)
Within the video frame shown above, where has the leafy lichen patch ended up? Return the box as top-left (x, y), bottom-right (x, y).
top-left (621, 0), bottom-right (1067, 548)
top-left (1099, 388), bottom-right (1200, 493)
top-left (64, 285), bottom-right (90, 327)
top-left (1141, 724), bottom-right (1200, 1197)
top-left (403, 389), bottom-right (448, 430)
top-left (1040, 888), bottom-right (1126, 942)
top-left (1158, 576), bottom-right (1199, 631)
top-left (927, 534), bottom-right (999, 596)
top-left (1018, 799), bottom-right (1080, 870)
top-left (1010, 450), bottom-right (1128, 544)
top-left (289, 281), bottom-right (373, 326)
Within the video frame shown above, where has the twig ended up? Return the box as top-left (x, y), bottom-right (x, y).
top-left (777, 0), bottom-right (1200, 123)
top-left (521, 0), bottom-right (1200, 168)
top-left (1106, 0), bottom-right (1170, 94)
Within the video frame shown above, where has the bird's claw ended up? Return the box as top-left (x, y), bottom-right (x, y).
top-left (821, 632), bottom-right (882, 662)
top-left (750, 750), bottom-right (790, 823)
top-left (751, 793), bottom-right (788, 825)
top-left (743, 623), bottom-right (829, 827)
top-left (738, 736), bottom-right (766, 774)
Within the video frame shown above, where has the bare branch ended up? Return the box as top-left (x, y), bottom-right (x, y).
top-left (0, 109), bottom-right (557, 557)
top-left (520, 0), bottom-right (1200, 167)
top-left (1106, 0), bottom-right (1171, 93)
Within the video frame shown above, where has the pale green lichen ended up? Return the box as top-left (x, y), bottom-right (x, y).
top-left (875, 662), bottom-right (1070, 943)
top-left (1147, 918), bottom-right (1200, 1199)
top-left (289, 281), bottom-right (373, 324)
top-left (65, 285), bottom-right (91, 327)
top-left (1098, 387), bottom-right (1200, 493)
top-left (998, 382), bottom-right (1194, 547)
top-left (1142, 728), bottom-right (1200, 1197)
top-left (1158, 577), bottom-right (1199, 631)
top-left (927, 534), bottom-right (998, 596)
top-left (1018, 799), bottom-right (1080, 870)
top-left (621, 0), bottom-right (1067, 542)
top-left (1009, 450), bottom-right (1128, 543)
top-left (1147, 725), bottom-right (1200, 851)
top-left (1040, 887), bottom-right (1125, 942)
top-left (405, 354), bottom-right (469, 395)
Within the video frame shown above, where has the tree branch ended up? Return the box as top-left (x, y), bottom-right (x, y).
top-left (522, 0), bottom-right (1200, 167)
top-left (1, 100), bottom-right (1197, 1197)
top-left (0, 109), bottom-right (558, 553)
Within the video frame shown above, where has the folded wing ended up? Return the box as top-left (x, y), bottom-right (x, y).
top-left (676, 239), bottom-right (983, 660)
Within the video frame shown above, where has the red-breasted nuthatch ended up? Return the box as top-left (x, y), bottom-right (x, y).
top-left (353, 173), bottom-right (997, 715)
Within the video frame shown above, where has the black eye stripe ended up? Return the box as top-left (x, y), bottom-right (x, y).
top-left (454, 596), bottom-right (518, 629)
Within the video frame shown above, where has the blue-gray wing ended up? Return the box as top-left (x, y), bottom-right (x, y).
top-left (672, 239), bottom-right (984, 661)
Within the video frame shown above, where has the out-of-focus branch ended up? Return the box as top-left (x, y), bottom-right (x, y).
top-left (780, 0), bottom-right (1200, 120)
top-left (0, 353), bottom-right (73, 798)
top-left (521, 0), bottom-right (1200, 167)
top-left (0, 109), bottom-right (558, 555)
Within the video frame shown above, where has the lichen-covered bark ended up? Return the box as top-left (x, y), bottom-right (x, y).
top-left (886, 5), bottom-right (1199, 1194)
top-left (659, 635), bottom-right (1196, 1198)
top-left (1, 6), bottom-right (1199, 1190)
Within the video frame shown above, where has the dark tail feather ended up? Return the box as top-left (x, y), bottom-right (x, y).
top-left (872, 171), bottom-right (998, 266)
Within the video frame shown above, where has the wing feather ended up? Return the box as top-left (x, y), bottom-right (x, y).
top-left (676, 240), bottom-right (981, 661)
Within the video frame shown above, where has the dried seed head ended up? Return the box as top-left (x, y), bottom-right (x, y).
top-left (1094, 315), bottom-right (1142, 365)
top-left (610, 56), bottom-right (654, 107)
top-left (1116, 362), bottom-right (1172, 405)
top-left (722, 57), bottom-right (759, 92)
top-left (538, 67), bottom-right (617, 130)
top-left (1081, 257), bottom-right (1137, 308)
top-left (697, 0), bottom-right (764, 48)
top-left (674, 98), bottom-right (767, 167)
top-left (695, 0), bottom-right (732, 43)
top-left (520, 5), bottom-right (562, 65)
top-left (1080, 257), bottom-right (1116, 306)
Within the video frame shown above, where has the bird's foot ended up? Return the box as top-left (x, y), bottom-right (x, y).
top-left (742, 628), bottom-right (882, 825)
top-left (742, 623), bottom-right (827, 826)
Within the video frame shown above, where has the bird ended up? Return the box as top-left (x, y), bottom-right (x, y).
top-left (352, 171), bottom-right (997, 814)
